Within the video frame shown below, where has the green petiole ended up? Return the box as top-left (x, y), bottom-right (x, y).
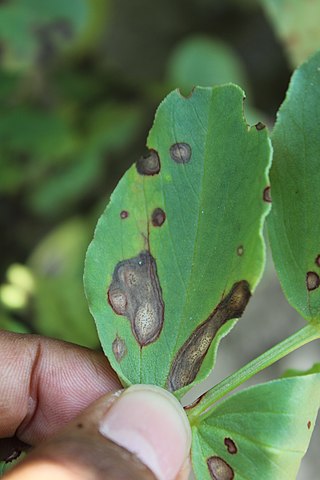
top-left (188, 321), bottom-right (320, 425)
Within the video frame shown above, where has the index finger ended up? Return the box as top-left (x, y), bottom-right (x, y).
top-left (0, 330), bottom-right (121, 452)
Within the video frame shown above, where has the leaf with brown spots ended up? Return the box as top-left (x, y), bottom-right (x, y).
top-left (84, 85), bottom-right (271, 393)
top-left (191, 375), bottom-right (320, 479)
top-left (268, 51), bottom-right (320, 322)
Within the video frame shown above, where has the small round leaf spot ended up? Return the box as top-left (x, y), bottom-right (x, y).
top-left (263, 186), bottom-right (272, 203)
top-left (315, 255), bottom-right (320, 267)
top-left (136, 149), bottom-right (160, 175)
top-left (255, 121), bottom-right (266, 131)
top-left (307, 420), bottom-right (312, 429)
top-left (120, 210), bottom-right (129, 219)
top-left (306, 271), bottom-right (320, 291)
top-left (152, 208), bottom-right (166, 227)
top-left (112, 335), bottom-right (127, 362)
top-left (237, 245), bottom-right (244, 256)
top-left (224, 437), bottom-right (237, 455)
top-left (207, 456), bottom-right (234, 480)
top-left (170, 142), bottom-right (192, 164)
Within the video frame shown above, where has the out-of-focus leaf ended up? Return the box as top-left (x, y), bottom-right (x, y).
top-left (28, 218), bottom-right (98, 347)
top-left (192, 375), bottom-right (320, 479)
top-left (165, 36), bottom-right (265, 125)
top-left (0, 108), bottom-right (75, 158)
top-left (262, 0), bottom-right (320, 67)
top-left (268, 51), bottom-right (320, 322)
top-left (282, 363), bottom-right (320, 378)
top-left (0, 0), bottom-right (108, 71)
top-left (84, 85), bottom-right (271, 397)
top-left (167, 36), bottom-right (249, 94)
top-left (0, 311), bottom-right (30, 334)
top-left (0, 107), bottom-right (76, 194)
top-left (0, 72), bottom-right (20, 104)
top-left (27, 104), bottom-right (142, 216)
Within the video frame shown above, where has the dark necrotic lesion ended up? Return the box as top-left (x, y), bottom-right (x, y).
top-left (207, 456), bottom-right (234, 480)
top-left (136, 150), bottom-right (160, 175)
top-left (108, 251), bottom-right (164, 347)
top-left (167, 281), bottom-right (251, 392)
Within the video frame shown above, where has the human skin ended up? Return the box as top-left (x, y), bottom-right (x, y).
top-left (0, 331), bottom-right (191, 480)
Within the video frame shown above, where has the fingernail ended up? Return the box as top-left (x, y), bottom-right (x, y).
top-left (99, 385), bottom-right (191, 480)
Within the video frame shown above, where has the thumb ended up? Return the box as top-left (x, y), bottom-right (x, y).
top-left (5, 385), bottom-right (192, 480)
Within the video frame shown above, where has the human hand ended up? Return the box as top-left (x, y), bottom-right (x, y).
top-left (0, 331), bottom-right (191, 480)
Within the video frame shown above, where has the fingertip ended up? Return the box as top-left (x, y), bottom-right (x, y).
top-left (99, 385), bottom-right (192, 480)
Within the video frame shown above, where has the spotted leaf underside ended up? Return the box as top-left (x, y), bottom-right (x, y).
top-left (268, 51), bottom-right (320, 322)
top-left (192, 375), bottom-right (320, 480)
top-left (84, 85), bottom-right (272, 398)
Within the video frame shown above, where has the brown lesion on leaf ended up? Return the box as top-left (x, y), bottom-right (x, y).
top-left (120, 210), bottom-right (129, 219)
top-left (183, 393), bottom-right (205, 410)
top-left (263, 186), bottom-right (272, 203)
top-left (224, 438), bottom-right (237, 455)
top-left (169, 142), bottom-right (192, 164)
top-left (151, 208), bottom-right (166, 227)
top-left (255, 122), bottom-right (266, 131)
top-left (306, 271), bottom-right (320, 291)
top-left (136, 149), bottom-right (161, 175)
top-left (166, 281), bottom-right (251, 392)
top-left (237, 245), bottom-right (244, 256)
top-left (112, 335), bottom-right (128, 362)
top-left (207, 456), bottom-right (234, 480)
top-left (307, 420), bottom-right (312, 430)
top-left (108, 251), bottom-right (164, 347)
top-left (315, 255), bottom-right (320, 267)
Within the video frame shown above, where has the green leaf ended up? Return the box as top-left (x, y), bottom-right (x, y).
top-left (0, 107), bottom-right (75, 159)
top-left (29, 219), bottom-right (99, 348)
top-left (262, 0), bottom-right (320, 67)
top-left (26, 103), bottom-right (141, 217)
top-left (84, 85), bottom-right (271, 397)
top-left (0, 107), bottom-right (76, 195)
top-left (0, 312), bottom-right (30, 334)
top-left (166, 36), bottom-right (249, 94)
top-left (0, 0), bottom-right (107, 71)
top-left (192, 375), bottom-right (320, 480)
top-left (268, 51), bottom-right (320, 322)
top-left (282, 363), bottom-right (320, 378)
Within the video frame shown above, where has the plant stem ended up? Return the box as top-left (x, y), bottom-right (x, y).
top-left (188, 322), bottom-right (320, 424)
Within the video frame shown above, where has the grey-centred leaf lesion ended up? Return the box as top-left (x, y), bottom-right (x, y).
top-left (108, 251), bottom-right (164, 347)
top-left (167, 281), bottom-right (251, 392)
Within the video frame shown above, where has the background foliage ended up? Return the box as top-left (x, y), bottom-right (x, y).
top-left (1, 0), bottom-right (320, 477)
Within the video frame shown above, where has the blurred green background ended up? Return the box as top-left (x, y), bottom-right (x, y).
top-left (0, 0), bottom-right (295, 347)
top-left (1, 0), bottom-right (320, 477)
